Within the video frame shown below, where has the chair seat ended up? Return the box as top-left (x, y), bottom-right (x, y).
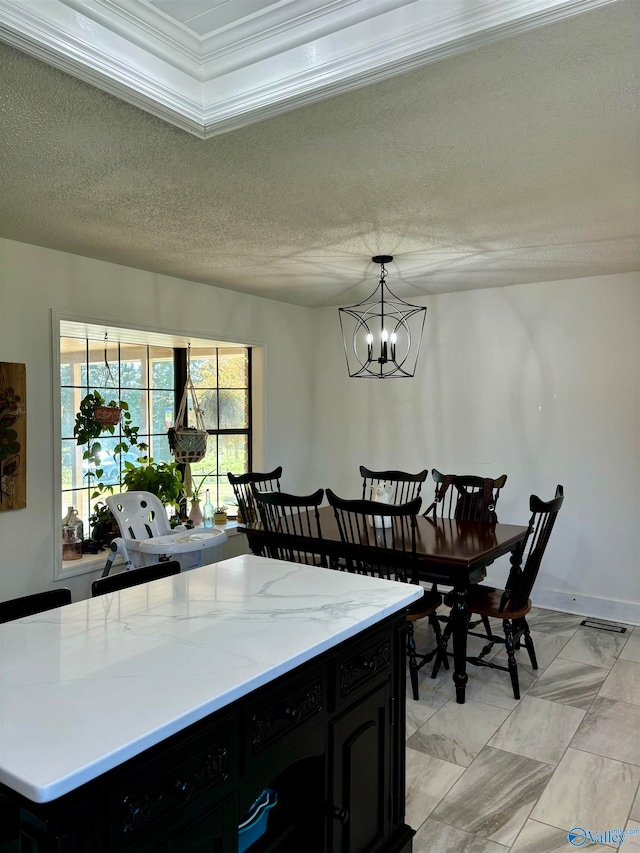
top-left (406, 588), bottom-right (442, 621)
top-left (445, 585), bottom-right (531, 620)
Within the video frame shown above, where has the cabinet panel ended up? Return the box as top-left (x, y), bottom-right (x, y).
top-left (247, 670), bottom-right (324, 759)
top-left (335, 632), bottom-right (392, 709)
top-left (106, 718), bottom-right (236, 851)
top-left (330, 682), bottom-right (391, 853)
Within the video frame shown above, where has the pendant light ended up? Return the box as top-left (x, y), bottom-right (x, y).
top-left (339, 256), bottom-right (426, 378)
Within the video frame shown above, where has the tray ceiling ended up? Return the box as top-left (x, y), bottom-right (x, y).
top-left (0, 0), bottom-right (637, 307)
top-left (0, 0), bottom-right (620, 137)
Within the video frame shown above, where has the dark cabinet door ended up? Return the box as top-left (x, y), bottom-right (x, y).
top-left (329, 681), bottom-right (391, 853)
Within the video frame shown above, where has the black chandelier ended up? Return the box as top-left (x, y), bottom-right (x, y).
top-left (339, 256), bottom-right (426, 378)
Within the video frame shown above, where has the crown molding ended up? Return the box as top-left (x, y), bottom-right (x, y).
top-left (0, 0), bottom-right (619, 138)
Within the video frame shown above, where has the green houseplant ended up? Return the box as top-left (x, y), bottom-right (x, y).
top-left (214, 505), bottom-right (228, 525)
top-left (121, 455), bottom-right (184, 512)
top-left (74, 390), bottom-right (146, 545)
top-left (73, 390), bottom-right (142, 482)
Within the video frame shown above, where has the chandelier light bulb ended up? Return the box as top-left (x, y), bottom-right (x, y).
top-left (366, 332), bottom-right (373, 360)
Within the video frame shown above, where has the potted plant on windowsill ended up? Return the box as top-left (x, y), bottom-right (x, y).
top-left (88, 502), bottom-right (120, 546)
top-left (185, 469), bottom-right (215, 526)
top-left (214, 505), bottom-right (228, 525)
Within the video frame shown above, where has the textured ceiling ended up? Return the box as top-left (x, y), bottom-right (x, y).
top-left (0, 0), bottom-right (638, 308)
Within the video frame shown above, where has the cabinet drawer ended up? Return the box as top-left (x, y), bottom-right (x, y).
top-left (109, 721), bottom-right (236, 849)
top-left (248, 670), bottom-right (324, 757)
top-left (336, 631), bottom-right (392, 704)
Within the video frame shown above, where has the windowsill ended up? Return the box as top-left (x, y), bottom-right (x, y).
top-left (57, 521), bottom-right (243, 580)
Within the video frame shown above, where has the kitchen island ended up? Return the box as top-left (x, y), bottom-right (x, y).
top-left (0, 554), bottom-right (422, 852)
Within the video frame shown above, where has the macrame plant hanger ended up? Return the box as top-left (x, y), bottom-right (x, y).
top-left (93, 333), bottom-right (122, 426)
top-left (168, 343), bottom-right (208, 495)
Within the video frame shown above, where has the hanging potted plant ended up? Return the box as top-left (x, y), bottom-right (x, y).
top-left (73, 335), bottom-right (142, 482)
top-left (73, 390), bottom-right (142, 479)
top-left (168, 345), bottom-right (208, 476)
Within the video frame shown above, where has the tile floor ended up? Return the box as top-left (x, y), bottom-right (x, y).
top-left (405, 607), bottom-right (640, 852)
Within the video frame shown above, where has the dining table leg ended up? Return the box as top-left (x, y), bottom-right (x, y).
top-left (450, 584), bottom-right (469, 704)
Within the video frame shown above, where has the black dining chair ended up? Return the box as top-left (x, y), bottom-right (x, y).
top-left (227, 466), bottom-right (283, 523)
top-left (425, 470), bottom-right (508, 586)
top-left (326, 489), bottom-right (444, 701)
top-left (432, 485), bottom-right (565, 699)
top-left (91, 561), bottom-right (181, 596)
top-left (0, 588), bottom-right (72, 624)
top-left (360, 466), bottom-right (428, 505)
top-left (425, 469), bottom-right (508, 523)
top-left (252, 487), bottom-right (326, 566)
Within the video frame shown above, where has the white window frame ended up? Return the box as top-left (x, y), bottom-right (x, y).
top-left (51, 311), bottom-right (264, 581)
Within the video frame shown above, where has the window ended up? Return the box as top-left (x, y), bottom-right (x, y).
top-left (186, 347), bottom-right (252, 510)
top-left (60, 325), bottom-right (252, 537)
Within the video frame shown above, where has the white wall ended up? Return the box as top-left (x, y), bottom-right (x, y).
top-left (311, 272), bottom-right (640, 624)
top-left (1, 238), bottom-right (638, 623)
top-left (0, 237), bottom-right (315, 602)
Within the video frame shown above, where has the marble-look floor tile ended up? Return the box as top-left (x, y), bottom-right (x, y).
top-left (431, 746), bottom-right (554, 847)
top-left (599, 659), bottom-right (640, 706)
top-left (631, 786), bottom-right (640, 821)
top-left (510, 818), bottom-right (612, 852)
top-left (488, 696), bottom-right (585, 765)
top-left (407, 699), bottom-right (510, 766)
top-left (413, 818), bottom-right (509, 853)
top-left (465, 655), bottom-right (541, 710)
top-left (405, 688), bottom-right (449, 738)
top-left (408, 662), bottom-right (456, 703)
top-left (519, 630), bottom-right (570, 670)
top-left (404, 747), bottom-right (464, 832)
top-left (623, 819), bottom-right (640, 849)
top-left (528, 658), bottom-right (609, 709)
top-left (525, 608), bottom-right (584, 637)
top-left (570, 697), bottom-right (640, 766)
top-left (531, 748), bottom-right (640, 834)
top-left (620, 630), bottom-right (640, 663)
top-left (559, 627), bottom-right (628, 669)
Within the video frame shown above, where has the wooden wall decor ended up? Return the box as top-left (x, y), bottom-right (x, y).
top-left (0, 363), bottom-right (26, 511)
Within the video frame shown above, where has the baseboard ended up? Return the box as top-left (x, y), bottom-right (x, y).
top-left (532, 588), bottom-right (640, 627)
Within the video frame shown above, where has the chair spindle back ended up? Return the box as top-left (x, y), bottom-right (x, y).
top-left (227, 466), bottom-right (282, 523)
top-left (428, 469), bottom-right (507, 522)
top-left (326, 489), bottom-right (422, 583)
top-left (360, 466), bottom-right (428, 505)
top-left (507, 485), bottom-right (564, 612)
top-left (252, 487), bottom-right (325, 566)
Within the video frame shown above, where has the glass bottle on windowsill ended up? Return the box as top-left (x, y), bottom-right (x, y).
top-left (62, 525), bottom-right (82, 561)
top-left (62, 506), bottom-right (84, 542)
top-left (203, 489), bottom-right (214, 529)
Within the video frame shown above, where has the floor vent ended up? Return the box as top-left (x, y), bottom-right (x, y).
top-left (580, 618), bottom-right (626, 634)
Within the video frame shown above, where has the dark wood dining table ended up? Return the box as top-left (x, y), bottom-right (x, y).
top-left (238, 507), bottom-right (530, 704)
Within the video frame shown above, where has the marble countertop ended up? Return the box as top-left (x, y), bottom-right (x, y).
top-left (0, 554), bottom-right (422, 804)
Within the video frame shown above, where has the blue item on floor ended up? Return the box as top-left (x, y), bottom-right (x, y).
top-left (238, 788), bottom-right (278, 852)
